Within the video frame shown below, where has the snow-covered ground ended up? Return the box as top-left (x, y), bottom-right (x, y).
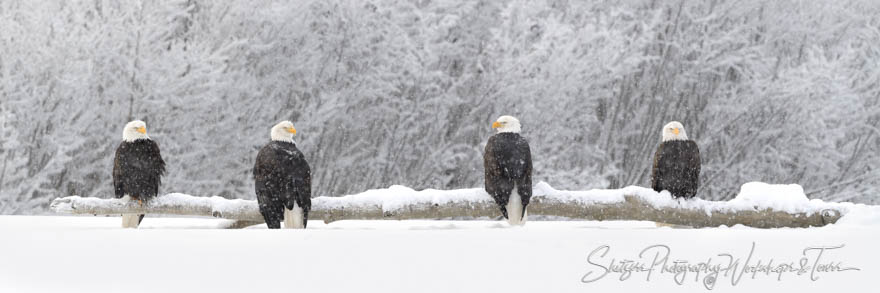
top-left (1, 215), bottom-right (877, 293)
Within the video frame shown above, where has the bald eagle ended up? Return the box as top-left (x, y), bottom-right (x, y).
top-left (254, 121), bottom-right (311, 229)
top-left (651, 121), bottom-right (701, 199)
top-left (484, 115), bottom-right (532, 225)
top-left (113, 120), bottom-right (166, 228)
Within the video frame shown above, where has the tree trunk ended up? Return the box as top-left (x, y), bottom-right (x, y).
top-left (50, 191), bottom-right (845, 229)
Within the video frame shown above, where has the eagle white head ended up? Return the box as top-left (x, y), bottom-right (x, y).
top-left (492, 115), bottom-right (522, 133)
top-left (661, 121), bottom-right (688, 142)
top-left (271, 121), bottom-right (297, 143)
top-left (122, 120), bottom-right (150, 142)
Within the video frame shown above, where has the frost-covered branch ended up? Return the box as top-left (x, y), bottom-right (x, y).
top-left (50, 182), bottom-right (855, 228)
top-left (7, 0), bottom-right (880, 215)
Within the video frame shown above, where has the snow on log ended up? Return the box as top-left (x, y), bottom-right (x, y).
top-left (50, 182), bottom-right (858, 228)
top-left (49, 194), bottom-right (264, 228)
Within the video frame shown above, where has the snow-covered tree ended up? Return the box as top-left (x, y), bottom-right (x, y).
top-left (1, 0), bottom-right (879, 214)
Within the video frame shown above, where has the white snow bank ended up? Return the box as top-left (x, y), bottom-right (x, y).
top-left (315, 181), bottom-right (652, 212)
top-left (536, 181), bottom-right (855, 220)
top-left (718, 182), bottom-right (880, 226)
top-left (0, 216), bottom-right (875, 293)
top-left (310, 181), bottom-right (875, 225)
top-left (532, 181), bottom-right (648, 204)
top-left (834, 204), bottom-right (880, 226)
top-left (730, 182), bottom-right (812, 212)
top-left (51, 193), bottom-right (258, 217)
top-left (315, 185), bottom-right (492, 212)
top-left (51, 181), bottom-right (880, 226)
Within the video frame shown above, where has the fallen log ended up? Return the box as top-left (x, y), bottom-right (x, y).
top-left (49, 182), bottom-right (847, 229)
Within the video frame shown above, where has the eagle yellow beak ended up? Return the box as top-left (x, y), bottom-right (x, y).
top-left (287, 127), bottom-right (297, 135)
top-left (673, 128), bottom-right (680, 135)
top-left (492, 121), bottom-right (501, 129)
top-left (136, 127), bottom-right (146, 134)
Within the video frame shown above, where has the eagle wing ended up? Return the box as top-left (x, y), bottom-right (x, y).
top-left (112, 140), bottom-right (165, 199)
top-left (112, 143), bottom-right (126, 199)
top-left (254, 145), bottom-right (284, 225)
top-left (651, 143), bottom-right (664, 192)
top-left (685, 140), bottom-right (701, 196)
top-left (652, 140), bottom-right (700, 198)
top-left (514, 136), bottom-right (532, 208)
top-left (143, 140), bottom-right (166, 197)
top-left (484, 134), bottom-right (533, 218)
top-left (281, 149), bottom-right (311, 222)
top-left (254, 143), bottom-right (311, 227)
top-left (483, 135), bottom-right (510, 209)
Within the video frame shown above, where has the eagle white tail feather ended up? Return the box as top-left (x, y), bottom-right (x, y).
top-left (283, 201), bottom-right (305, 229)
top-left (506, 186), bottom-right (527, 226)
top-left (121, 214), bottom-right (140, 228)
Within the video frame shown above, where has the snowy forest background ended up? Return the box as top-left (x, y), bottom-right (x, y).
top-left (1, 0), bottom-right (879, 214)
